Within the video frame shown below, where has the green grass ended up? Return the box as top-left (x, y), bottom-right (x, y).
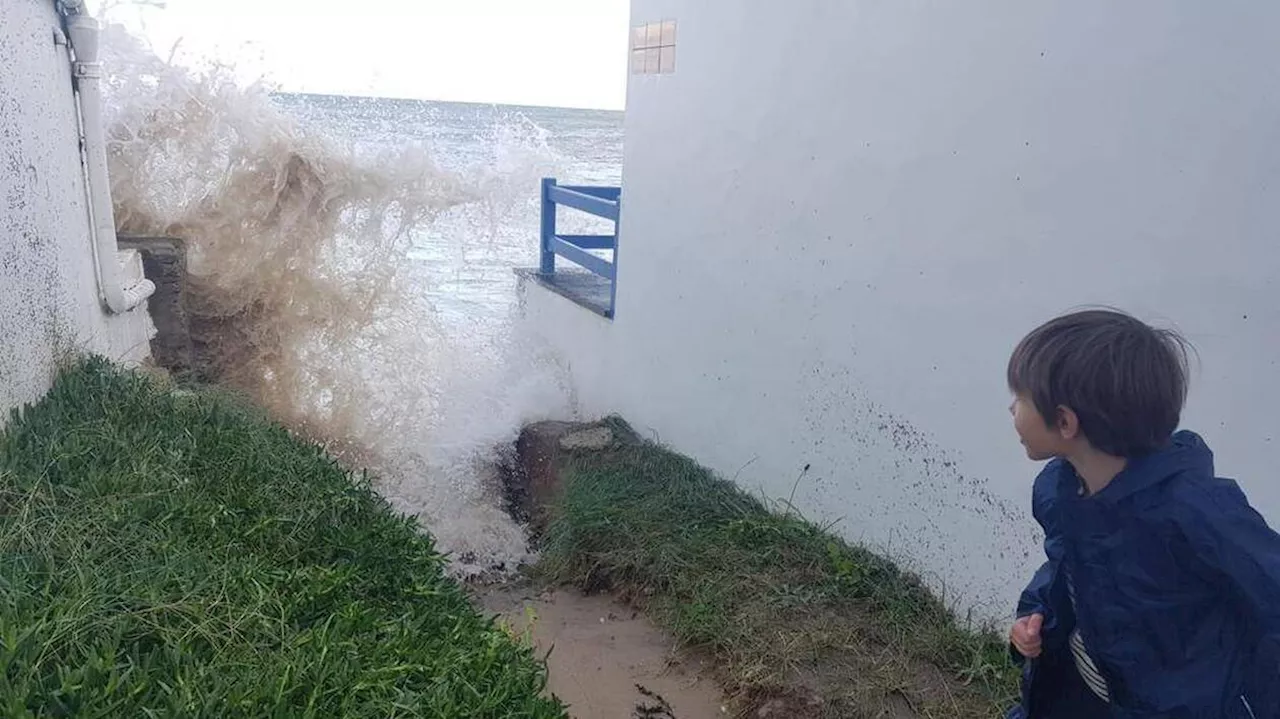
top-left (537, 420), bottom-right (1019, 718)
top-left (0, 358), bottom-right (565, 718)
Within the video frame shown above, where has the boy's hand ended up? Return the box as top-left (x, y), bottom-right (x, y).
top-left (1011, 613), bottom-right (1044, 658)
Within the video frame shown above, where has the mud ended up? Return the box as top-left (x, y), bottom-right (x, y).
top-left (480, 584), bottom-right (725, 719)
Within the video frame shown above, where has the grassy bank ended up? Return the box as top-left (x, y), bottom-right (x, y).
top-left (537, 422), bottom-right (1018, 718)
top-left (0, 359), bottom-right (564, 718)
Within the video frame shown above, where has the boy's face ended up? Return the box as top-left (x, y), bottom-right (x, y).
top-left (1010, 394), bottom-right (1070, 461)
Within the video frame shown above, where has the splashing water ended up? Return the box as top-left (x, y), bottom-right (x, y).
top-left (97, 20), bottom-right (619, 575)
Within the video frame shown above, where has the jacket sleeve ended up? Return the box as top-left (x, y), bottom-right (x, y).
top-left (1018, 548), bottom-right (1061, 618)
top-left (1176, 478), bottom-right (1280, 650)
top-left (1018, 463), bottom-right (1066, 619)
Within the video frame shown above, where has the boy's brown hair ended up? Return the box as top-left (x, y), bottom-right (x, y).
top-left (1007, 309), bottom-right (1191, 457)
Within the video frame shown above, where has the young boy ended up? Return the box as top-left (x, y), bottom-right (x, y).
top-left (1006, 310), bottom-right (1280, 718)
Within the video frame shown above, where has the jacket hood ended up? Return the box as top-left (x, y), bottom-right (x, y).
top-left (1094, 430), bottom-right (1214, 504)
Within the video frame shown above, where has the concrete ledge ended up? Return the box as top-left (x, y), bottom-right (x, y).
top-left (515, 268), bottom-right (613, 319)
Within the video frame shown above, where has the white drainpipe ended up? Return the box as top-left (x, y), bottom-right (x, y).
top-left (63, 5), bottom-right (156, 314)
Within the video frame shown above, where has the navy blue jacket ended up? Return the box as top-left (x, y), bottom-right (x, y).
top-left (1010, 432), bottom-right (1280, 719)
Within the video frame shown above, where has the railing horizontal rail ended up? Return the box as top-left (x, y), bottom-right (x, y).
top-left (550, 236), bottom-right (615, 279)
top-left (555, 234), bottom-right (616, 250)
top-left (561, 185), bottom-right (621, 202)
top-left (547, 184), bottom-right (620, 221)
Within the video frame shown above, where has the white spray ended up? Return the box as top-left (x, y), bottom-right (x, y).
top-left (98, 18), bottom-right (578, 575)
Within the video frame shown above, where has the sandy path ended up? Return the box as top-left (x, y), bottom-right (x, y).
top-left (480, 586), bottom-right (725, 719)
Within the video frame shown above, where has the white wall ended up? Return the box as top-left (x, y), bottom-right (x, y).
top-left (521, 0), bottom-right (1280, 622)
top-left (0, 0), bottom-right (154, 416)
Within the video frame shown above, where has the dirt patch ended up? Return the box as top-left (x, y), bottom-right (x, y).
top-left (739, 687), bottom-right (826, 719)
top-left (479, 584), bottom-right (725, 719)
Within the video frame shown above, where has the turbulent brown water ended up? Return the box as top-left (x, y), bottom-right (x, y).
top-left (98, 19), bottom-right (623, 575)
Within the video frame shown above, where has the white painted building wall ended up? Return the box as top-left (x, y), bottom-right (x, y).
top-left (0, 0), bottom-right (154, 416)
top-left (521, 0), bottom-right (1280, 621)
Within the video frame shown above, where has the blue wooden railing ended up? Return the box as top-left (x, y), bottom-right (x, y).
top-left (540, 178), bottom-right (621, 317)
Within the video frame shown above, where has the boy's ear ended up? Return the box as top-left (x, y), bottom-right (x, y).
top-left (1055, 405), bottom-right (1081, 441)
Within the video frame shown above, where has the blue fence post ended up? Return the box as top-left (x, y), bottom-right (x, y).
top-left (540, 178), bottom-right (557, 275)
top-left (608, 206), bottom-right (619, 319)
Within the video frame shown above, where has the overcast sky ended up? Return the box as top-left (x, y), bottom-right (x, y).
top-left (104, 0), bottom-right (631, 110)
